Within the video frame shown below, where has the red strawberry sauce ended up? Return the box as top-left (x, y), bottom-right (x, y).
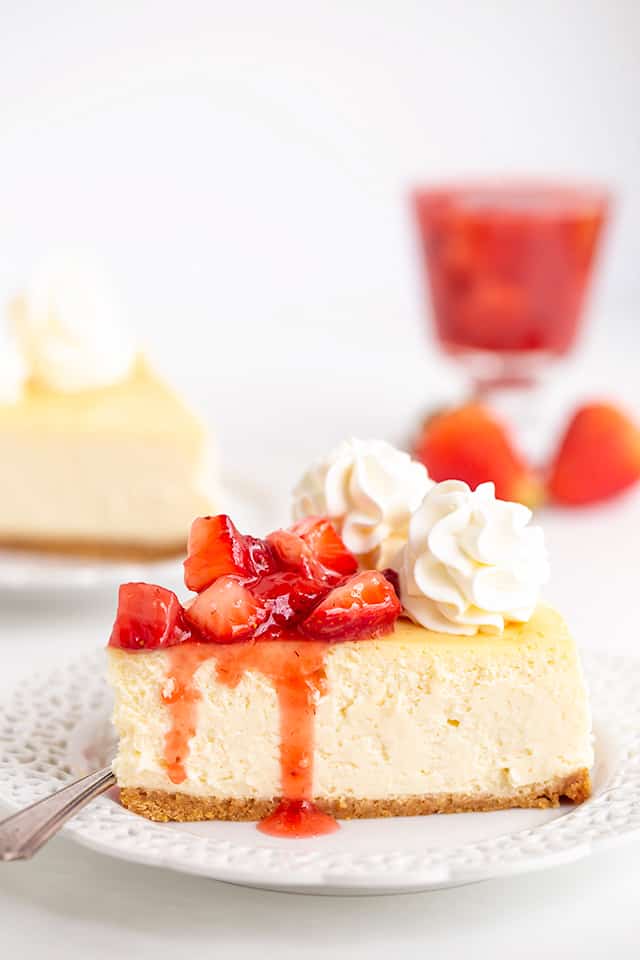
top-left (161, 639), bottom-right (339, 838)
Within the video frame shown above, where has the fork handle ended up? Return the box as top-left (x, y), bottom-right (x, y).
top-left (0, 766), bottom-right (116, 861)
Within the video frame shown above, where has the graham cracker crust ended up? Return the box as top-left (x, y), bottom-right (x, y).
top-left (0, 535), bottom-right (186, 562)
top-left (120, 768), bottom-right (591, 823)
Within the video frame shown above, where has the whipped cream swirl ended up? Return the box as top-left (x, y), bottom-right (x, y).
top-left (292, 438), bottom-right (432, 559)
top-left (10, 252), bottom-right (135, 394)
top-left (396, 480), bottom-right (549, 635)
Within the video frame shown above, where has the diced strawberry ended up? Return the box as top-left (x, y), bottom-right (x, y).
top-left (184, 575), bottom-right (266, 643)
top-left (301, 571), bottom-right (401, 642)
top-left (287, 577), bottom-right (331, 620)
top-left (381, 567), bottom-right (400, 597)
top-left (266, 529), bottom-right (327, 581)
top-left (290, 516), bottom-right (358, 576)
top-left (245, 536), bottom-right (278, 575)
top-left (548, 402), bottom-right (640, 505)
top-left (109, 583), bottom-right (191, 650)
top-left (266, 526), bottom-right (355, 586)
top-left (184, 515), bottom-right (254, 592)
top-left (113, 513), bottom-right (399, 651)
top-left (251, 572), bottom-right (330, 635)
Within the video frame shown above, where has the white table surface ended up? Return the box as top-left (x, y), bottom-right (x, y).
top-left (1, 337), bottom-right (639, 957)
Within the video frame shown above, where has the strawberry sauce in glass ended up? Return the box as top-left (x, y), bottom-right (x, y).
top-left (412, 182), bottom-right (609, 391)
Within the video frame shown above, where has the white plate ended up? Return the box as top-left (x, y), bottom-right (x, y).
top-left (0, 472), bottom-right (275, 592)
top-left (0, 650), bottom-right (639, 895)
top-left (0, 550), bottom-right (184, 592)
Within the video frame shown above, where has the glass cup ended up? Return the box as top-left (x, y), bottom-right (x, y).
top-left (412, 181), bottom-right (610, 396)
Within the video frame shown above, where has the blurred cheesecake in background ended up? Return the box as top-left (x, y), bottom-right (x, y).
top-left (0, 253), bottom-right (218, 560)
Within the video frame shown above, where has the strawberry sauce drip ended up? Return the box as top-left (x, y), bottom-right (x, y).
top-left (162, 639), bottom-right (339, 837)
top-left (258, 799), bottom-right (338, 838)
top-left (161, 645), bottom-right (212, 785)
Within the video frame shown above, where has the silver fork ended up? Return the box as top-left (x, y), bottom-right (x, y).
top-left (0, 766), bottom-right (116, 861)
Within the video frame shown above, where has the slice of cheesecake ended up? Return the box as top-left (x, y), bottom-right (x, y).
top-left (108, 606), bottom-right (592, 823)
top-left (0, 254), bottom-right (217, 560)
top-left (0, 358), bottom-right (216, 559)
top-left (107, 510), bottom-right (592, 836)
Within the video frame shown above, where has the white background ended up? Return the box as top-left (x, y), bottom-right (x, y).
top-left (1, 2), bottom-right (640, 956)
top-left (1, 0), bottom-right (639, 373)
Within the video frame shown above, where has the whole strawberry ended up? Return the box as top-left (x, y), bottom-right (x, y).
top-left (413, 403), bottom-right (542, 507)
top-left (548, 402), bottom-right (640, 506)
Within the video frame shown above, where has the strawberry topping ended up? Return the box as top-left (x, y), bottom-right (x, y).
top-left (109, 583), bottom-right (191, 650)
top-left (300, 571), bottom-right (402, 642)
top-left (110, 515), bottom-right (402, 649)
top-left (265, 529), bottom-right (330, 583)
top-left (251, 572), bottom-right (329, 637)
top-left (183, 515), bottom-right (254, 592)
top-left (289, 516), bottom-right (358, 576)
top-left (184, 575), bottom-right (266, 643)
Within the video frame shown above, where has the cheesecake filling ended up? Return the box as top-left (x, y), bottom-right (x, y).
top-left (109, 611), bottom-right (593, 825)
